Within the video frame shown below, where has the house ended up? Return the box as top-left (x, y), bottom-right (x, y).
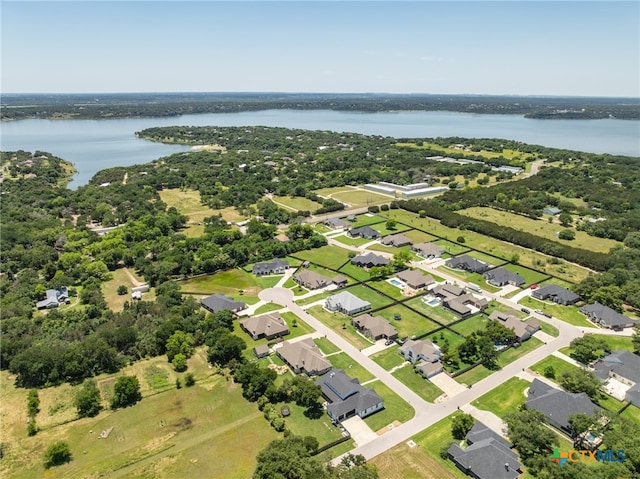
top-left (277, 339), bottom-right (332, 376)
top-left (488, 310), bottom-right (540, 343)
top-left (36, 287), bottom-right (70, 309)
top-left (253, 345), bottom-right (270, 359)
top-left (352, 313), bottom-right (398, 340)
top-left (526, 378), bottom-right (601, 435)
top-left (399, 339), bottom-right (441, 364)
top-left (432, 283), bottom-right (488, 317)
top-left (396, 269), bottom-right (435, 291)
top-left (240, 312), bottom-right (290, 340)
top-left (593, 350), bottom-right (640, 406)
top-left (412, 242), bottom-right (445, 259)
top-left (446, 255), bottom-right (490, 274)
top-left (324, 218), bottom-right (350, 230)
top-left (380, 233), bottom-right (412, 247)
top-left (293, 270), bottom-right (332, 290)
top-left (252, 258), bottom-right (289, 276)
top-left (448, 421), bottom-right (522, 479)
top-left (332, 275), bottom-right (349, 288)
top-left (350, 252), bottom-right (389, 268)
top-left (580, 302), bottom-right (637, 330)
top-left (315, 369), bottom-right (384, 423)
top-left (348, 226), bottom-right (379, 239)
top-left (325, 291), bottom-right (371, 316)
top-left (531, 284), bottom-right (580, 306)
top-left (544, 207), bottom-right (561, 216)
top-left (483, 268), bottom-right (525, 287)
top-left (346, 215), bottom-right (356, 222)
top-left (415, 360), bottom-right (444, 379)
top-left (200, 294), bottom-right (247, 314)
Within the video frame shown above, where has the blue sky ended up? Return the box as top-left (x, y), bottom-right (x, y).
top-left (2, 1), bottom-right (638, 96)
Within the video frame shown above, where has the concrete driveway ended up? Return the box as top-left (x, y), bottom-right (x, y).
top-left (341, 416), bottom-right (378, 447)
top-left (429, 372), bottom-right (468, 398)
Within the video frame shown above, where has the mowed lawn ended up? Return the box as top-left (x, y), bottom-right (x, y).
top-left (471, 377), bottom-right (530, 417)
top-left (375, 304), bottom-right (441, 338)
top-left (341, 284), bottom-right (395, 310)
top-left (496, 338), bottom-right (544, 369)
top-left (392, 365), bottom-right (444, 403)
top-left (178, 268), bottom-right (265, 297)
top-left (327, 353), bottom-right (376, 383)
top-left (306, 305), bottom-right (373, 350)
top-left (158, 188), bottom-right (223, 237)
top-left (370, 345), bottom-right (406, 370)
top-left (499, 263), bottom-right (550, 287)
top-left (361, 380), bottom-right (415, 432)
top-left (518, 296), bottom-right (593, 327)
top-left (370, 440), bottom-right (460, 479)
top-left (330, 190), bottom-right (392, 207)
top-left (530, 355), bottom-right (580, 380)
top-left (271, 195), bottom-right (323, 212)
top-left (292, 245), bottom-right (352, 270)
top-left (459, 207), bottom-right (622, 253)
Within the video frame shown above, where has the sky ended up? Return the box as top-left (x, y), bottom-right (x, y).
top-left (1, 1), bottom-right (639, 97)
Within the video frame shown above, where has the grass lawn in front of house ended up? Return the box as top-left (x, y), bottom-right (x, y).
top-left (530, 355), bottom-right (580, 380)
top-left (281, 312), bottom-right (315, 339)
top-left (306, 305), bottom-right (373, 350)
top-left (349, 213), bottom-right (386, 227)
top-left (370, 345), bottom-right (406, 370)
top-left (314, 337), bottom-right (341, 355)
top-left (375, 304), bottom-right (441, 338)
top-left (273, 401), bottom-right (346, 447)
top-left (483, 300), bottom-right (526, 318)
top-left (453, 365), bottom-right (494, 385)
top-left (392, 365), bottom-right (445, 402)
top-left (327, 352), bottom-right (376, 383)
top-left (518, 296), bottom-right (593, 327)
top-left (538, 319), bottom-right (560, 337)
top-left (495, 338), bottom-right (544, 368)
top-left (372, 222), bottom-right (412, 237)
top-left (361, 380), bottom-right (415, 431)
top-left (620, 405), bottom-right (640, 427)
top-left (471, 377), bottom-right (530, 417)
top-left (253, 302), bottom-right (285, 315)
top-left (499, 264), bottom-right (550, 287)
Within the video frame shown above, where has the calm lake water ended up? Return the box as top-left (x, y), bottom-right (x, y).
top-left (1, 110), bottom-right (638, 189)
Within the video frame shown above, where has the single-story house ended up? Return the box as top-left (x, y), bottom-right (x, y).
top-left (482, 268), bottom-right (525, 287)
top-left (432, 284), bottom-right (487, 317)
top-left (325, 291), bottom-right (371, 316)
top-left (531, 284), bottom-right (580, 306)
top-left (253, 345), bottom-right (270, 359)
top-left (252, 258), bottom-right (289, 276)
top-left (415, 360), bottom-right (444, 379)
top-left (277, 338), bottom-right (332, 376)
top-left (580, 302), bottom-right (637, 330)
top-left (316, 369), bottom-right (384, 423)
top-left (293, 269), bottom-right (332, 290)
top-left (488, 310), bottom-right (540, 343)
top-left (448, 421), bottom-right (522, 479)
top-left (446, 255), bottom-right (490, 274)
top-left (200, 294), bottom-right (247, 314)
top-left (543, 207), bottom-right (561, 216)
top-left (332, 275), bottom-right (349, 288)
top-left (526, 378), bottom-right (601, 435)
top-left (352, 313), bottom-right (398, 340)
top-left (396, 269), bottom-right (435, 291)
top-left (380, 233), bottom-right (412, 247)
top-left (411, 242), bottom-right (445, 260)
top-left (593, 350), bottom-right (640, 407)
top-left (399, 339), bottom-right (441, 363)
top-left (350, 252), bottom-right (389, 268)
top-left (348, 226), bottom-right (379, 239)
top-left (324, 218), bottom-right (350, 230)
top-left (36, 287), bottom-right (70, 309)
top-left (240, 312), bottom-right (290, 340)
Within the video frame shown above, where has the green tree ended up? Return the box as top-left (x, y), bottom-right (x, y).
top-left (207, 329), bottom-right (246, 366)
top-left (116, 284), bottom-right (128, 295)
top-left (165, 330), bottom-right (195, 362)
top-left (185, 373), bottom-right (196, 387)
top-left (172, 353), bottom-right (188, 372)
top-left (110, 376), bottom-right (142, 409)
top-left (385, 219), bottom-right (397, 230)
top-left (543, 365), bottom-right (555, 379)
top-left (451, 412), bottom-right (475, 439)
top-left (43, 441), bottom-right (72, 469)
top-left (27, 389), bottom-right (40, 417)
top-left (74, 379), bottom-right (102, 418)
top-left (504, 409), bottom-right (558, 461)
top-left (569, 335), bottom-right (608, 364)
top-left (558, 229), bottom-right (575, 240)
top-left (253, 436), bottom-right (328, 479)
top-left (559, 368), bottom-right (602, 401)
top-left (559, 212), bottom-right (573, 227)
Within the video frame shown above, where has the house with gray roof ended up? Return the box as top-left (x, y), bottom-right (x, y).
top-left (380, 233), bottom-right (412, 247)
top-left (253, 344), bottom-right (270, 359)
top-left (293, 269), bottom-right (332, 290)
top-left (593, 350), bottom-right (640, 406)
top-left (399, 339), bottom-right (441, 364)
top-left (200, 294), bottom-right (247, 314)
top-left (325, 291), bottom-right (371, 316)
top-left (448, 421), bottom-right (522, 479)
top-left (240, 312), bottom-right (290, 340)
top-left (580, 302), bottom-right (637, 330)
top-left (544, 206), bottom-right (561, 216)
top-left (324, 217), bottom-right (350, 230)
top-left (315, 369), bottom-right (384, 423)
top-left (415, 360), bottom-right (444, 379)
top-left (348, 225), bottom-right (379, 239)
top-left (446, 255), bottom-right (490, 274)
top-left (252, 258), bottom-right (289, 276)
top-left (532, 284), bottom-right (580, 306)
top-left (489, 310), bottom-right (540, 343)
top-left (350, 252), bottom-right (389, 268)
top-left (483, 268), bottom-right (525, 287)
top-left (277, 339), bottom-right (332, 376)
top-left (432, 284), bottom-right (488, 317)
top-left (36, 287), bottom-right (70, 309)
top-left (396, 269), bottom-right (435, 291)
top-left (412, 242), bottom-right (445, 259)
top-left (352, 313), bottom-right (398, 340)
top-left (526, 378), bottom-right (601, 435)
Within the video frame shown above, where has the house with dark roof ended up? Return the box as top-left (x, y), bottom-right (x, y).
top-left (396, 269), bottom-right (435, 291)
top-left (399, 339), bottom-right (441, 363)
top-left (315, 369), bottom-right (384, 423)
top-left (200, 294), bottom-right (247, 314)
top-left (380, 233), bottom-right (412, 247)
top-left (488, 310), bottom-right (540, 343)
top-left (593, 350), bottom-right (640, 407)
top-left (277, 339), bottom-right (332, 376)
top-left (350, 252), bottom-right (389, 268)
top-left (526, 378), bottom-right (601, 435)
top-left (352, 314), bottom-right (398, 340)
top-left (432, 283), bottom-right (488, 317)
top-left (293, 270), bottom-right (332, 290)
top-left (446, 255), bottom-right (490, 274)
top-left (253, 344), bottom-right (270, 359)
top-left (580, 302), bottom-right (637, 330)
top-left (348, 226), bottom-right (379, 239)
top-left (332, 275), bottom-right (348, 288)
top-left (483, 268), bottom-right (525, 287)
top-left (325, 291), bottom-right (371, 316)
top-left (252, 258), bottom-right (289, 276)
top-left (448, 421), bottom-right (522, 479)
top-left (531, 284), bottom-right (580, 306)
top-left (240, 312), bottom-right (290, 340)
top-left (324, 218), bottom-right (350, 230)
top-left (36, 287), bottom-right (70, 309)
top-left (412, 242), bottom-right (445, 259)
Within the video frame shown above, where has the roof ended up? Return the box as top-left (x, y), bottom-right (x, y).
top-left (400, 339), bottom-right (441, 362)
top-left (412, 242), bottom-right (445, 257)
top-left (580, 302), bottom-right (635, 328)
top-left (200, 293), bottom-right (247, 313)
top-left (353, 313), bottom-right (397, 338)
top-left (293, 269), bottom-right (332, 289)
top-left (332, 275), bottom-right (348, 285)
top-left (396, 269), bottom-right (435, 288)
top-left (483, 267), bottom-right (525, 286)
top-left (324, 218), bottom-right (349, 228)
top-left (349, 225), bottom-right (379, 238)
top-left (446, 255), bottom-right (490, 273)
top-left (253, 345), bottom-right (270, 356)
top-left (278, 339), bottom-right (331, 374)
top-left (351, 252), bottom-right (389, 267)
top-left (325, 291), bottom-right (371, 313)
top-left (533, 284), bottom-right (580, 304)
top-left (432, 283), bottom-right (465, 298)
top-left (381, 233), bottom-right (412, 246)
top-left (544, 207), bottom-right (561, 215)
top-left (252, 258), bottom-right (288, 274)
top-left (316, 369), bottom-right (383, 418)
top-left (593, 350), bottom-right (640, 384)
top-left (240, 312), bottom-right (289, 338)
top-left (526, 378), bottom-right (601, 431)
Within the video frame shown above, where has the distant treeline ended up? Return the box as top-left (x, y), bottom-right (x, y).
top-left (2, 92), bottom-right (639, 121)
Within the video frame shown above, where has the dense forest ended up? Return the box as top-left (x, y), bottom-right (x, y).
top-left (2, 92), bottom-right (639, 121)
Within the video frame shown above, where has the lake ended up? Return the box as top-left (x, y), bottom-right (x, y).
top-left (1, 110), bottom-right (638, 189)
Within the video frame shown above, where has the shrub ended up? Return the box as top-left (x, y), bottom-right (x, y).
top-left (43, 441), bottom-right (71, 469)
top-left (117, 285), bottom-right (128, 295)
top-left (184, 373), bottom-right (196, 387)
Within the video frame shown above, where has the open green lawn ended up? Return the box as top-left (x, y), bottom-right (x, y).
top-left (538, 320), bottom-right (560, 337)
top-left (620, 405), bottom-right (640, 427)
top-left (158, 188), bottom-right (221, 237)
top-left (313, 337), bottom-right (341, 355)
top-left (281, 312), bottom-right (315, 338)
top-left (459, 207), bottom-right (622, 253)
top-left (338, 262), bottom-right (371, 281)
top-left (483, 301), bottom-right (526, 319)
top-left (178, 268), bottom-right (265, 297)
top-left (372, 222), bottom-right (412, 237)
top-left (392, 365), bottom-right (444, 402)
top-left (496, 338), bottom-right (544, 368)
top-left (350, 213), bottom-right (385, 227)
top-left (598, 394), bottom-right (626, 414)
top-left (332, 234), bottom-right (374, 248)
top-left (327, 352), bottom-right (376, 383)
top-left (366, 243), bottom-right (421, 262)
top-left (271, 195), bottom-right (323, 212)
top-left (404, 297), bottom-right (462, 325)
top-left (465, 250), bottom-right (507, 268)
top-left (292, 245), bottom-right (351, 270)
top-left (471, 377), bottom-right (530, 417)
top-left (518, 296), bottom-right (593, 327)
top-left (295, 290), bottom-right (334, 306)
top-left (454, 365), bottom-right (494, 385)
top-left (306, 305), bottom-right (373, 350)
top-left (331, 190), bottom-right (392, 207)
top-left (427, 329), bottom-right (466, 351)
top-left (398, 141), bottom-right (537, 162)
top-left (362, 380), bottom-right (415, 432)
top-left (252, 302), bottom-right (285, 315)
top-left (376, 304), bottom-right (441, 338)
top-left (432, 239), bottom-right (471, 256)
top-left (451, 315), bottom-right (489, 337)
top-left (273, 401), bottom-right (346, 447)
top-left (436, 266), bottom-right (502, 293)
top-left (499, 264), bottom-right (550, 287)
top-left (530, 355), bottom-right (580, 381)
top-left (588, 334), bottom-right (635, 353)
top-left (370, 345), bottom-right (406, 370)
top-left (315, 185), bottom-right (360, 197)
top-left (341, 284), bottom-right (395, 310)
top-left (402, 229), bottom-right (438, 244)
top-left (367, 278), bottom-right (408, 300)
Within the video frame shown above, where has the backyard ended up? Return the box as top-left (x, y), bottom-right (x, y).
top-left (471, 377), bottom-right (530, 417)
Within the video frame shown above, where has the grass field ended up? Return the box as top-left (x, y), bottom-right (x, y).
top-left (454, 365), bottom-right (493, 385)
top-left (341, 284), bottom-right (395, 310)
top-left (538, 320), bottom-right (560, 337)
top-left (370, 345), bottom-right (406, 370)
top-left (471, 377), bottom-right (529, 417)
top-left (332, 234), bottom-right (374, 248)
top-left (361, 380), bottom-right (415, 431)
top-left (437, 266), bottom-right (502, 293)
top-left (620, 405), bottom-right (640, 427)
top-left (327, 353), bottom-right (376, 383)
top-left (178, 268), bottom-right (266, 297)
top-left (375, 304), bottom-right (441, 338)
top-left (253, 302), bottom-right (285, 315)
top-left (397, 141), bottom-right (537, 162)
top-left (271, 195), bottom-right (323, 212)
top-left (330, 190), bottom-right (392, 207)
top-left (158, 188), bottom-right (224, 238)
top-left (292, 245), bottom-right (351, 270)
top-left (306, 305), bottom-right (373, 350)
top-left (459, 207), bottom-right (621, 253)
top-left (530, 355), bottom-right (580, 380)
top-left (392, 365), bottom-right (444, 402)
top-left (496, 338), bottom-right (544, 369)
top-left (432, 239), bottom-right (470, 256)
top-left (367, 279), bottom-right (408, 300)
top-left (404, 297), bottom-right (461, 325)
top-left (313, 337), bottom-right (341, 355)
top-left (370, 440), bottom-right (459, 479)
top-left (499, 264), bottom-right (550, 287)
top-left (451, 315), bottom-right (489, 337)
top-left (101, 268), bottom-right (156, 312)
top-left (402, 229), bottom-right (438, 244)
top-left (518, 296), bottom-right (593, 327)
top-left (372, 222), bottom-right (412, 237)
top-left (560, 334), bottom-right (635, 358)
top-left (338, 262), bottom-right (371, 281)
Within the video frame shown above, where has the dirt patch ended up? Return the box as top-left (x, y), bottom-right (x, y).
top-left (174, 417), bottom-right (193, 430)
top-left (267, 364), bottom-right (290, 375)
top-left (370, 441), bottom-right (457, 479)
top-left (376, 420), bottom-right (402, 436)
